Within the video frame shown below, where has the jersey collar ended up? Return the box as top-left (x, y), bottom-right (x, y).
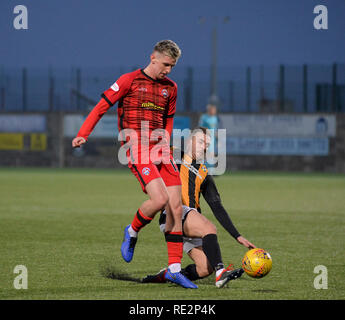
top-left (141, 69), bottom-right (160, 82)
top-left (182, 153), bottom-right (193, 164)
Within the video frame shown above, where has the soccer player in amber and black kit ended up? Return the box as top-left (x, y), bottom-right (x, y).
top-left (72, 40), bottom-right (197, 289)
top-left (142, 128), bottom-right (256, 288)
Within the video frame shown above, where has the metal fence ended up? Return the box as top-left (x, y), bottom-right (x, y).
top-left (1, 64), bottom-right (344, 113)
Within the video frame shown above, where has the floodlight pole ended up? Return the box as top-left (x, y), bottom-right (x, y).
top-left (209, 26), bottom-right (219, 106)
top-left (198, 16), bottom-right (229, 107)
top-left (208, 16), bottom-right (230, 107)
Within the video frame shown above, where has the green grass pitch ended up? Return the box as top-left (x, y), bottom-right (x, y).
top-left (0, 168), bottom-right (344, 300)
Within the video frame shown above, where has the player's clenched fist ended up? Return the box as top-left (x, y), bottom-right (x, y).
top-left (72, 137), bottom-right (86, 148)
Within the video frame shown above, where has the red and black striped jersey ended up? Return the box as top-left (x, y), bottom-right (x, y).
top-left (77, 69), bottom-right (177, 145)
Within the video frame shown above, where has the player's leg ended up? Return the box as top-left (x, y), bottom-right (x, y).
top-left (183, 246), bottom-right (213, 279)
top-left (160, 157), bottom-right (184, 270)
top-left (182, 210), bottom-right (221, 277)
top-left (128, 177), bottom-right (169, 236)
top-left (164, 185), bottom-right (183, 233)
top-left (183, 210), bottom-right (244, 287)
top-left (163, 187), bottom-right (197, 288)
top-left (164, 187), bottom-right (183, 273)
top-left (158, 159), bottom-right (197, 288)
top-left (141, 246), bottom-right (211, 284)
top-left (164, 186), bottom-right (183, 273)
top-left (121, 163), bottom-right (169, 263)
top-left (142, 207), bottom-right (242, 286)
top-left (142, 205), bottom-right (183, 284)
top-left (141, 206), bottom-right (210, 285)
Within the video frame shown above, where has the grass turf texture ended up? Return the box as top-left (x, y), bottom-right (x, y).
top-left (0, 168), bottom-right (344, 300)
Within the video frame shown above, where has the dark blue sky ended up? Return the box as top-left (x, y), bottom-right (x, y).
top-left (1, 0), bottom-right (344, 68)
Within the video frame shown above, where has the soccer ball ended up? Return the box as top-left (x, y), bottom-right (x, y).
top-left (242, 248), bottom-right (272, 278)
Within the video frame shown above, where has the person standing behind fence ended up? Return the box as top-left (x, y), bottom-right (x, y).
top-left (198, 104), bottom-right (220, 170)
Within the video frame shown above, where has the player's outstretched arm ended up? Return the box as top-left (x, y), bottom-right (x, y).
top-left (201, 175), bottom-right (256, 248)
top-left (201, 175), bottom-right (241, 239)
top-left (72, 72), bottom-right (134, 148)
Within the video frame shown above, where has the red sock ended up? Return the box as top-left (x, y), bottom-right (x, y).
top-left (131, 209), bottom-right (153, 232)
top-left (165, 231), bottom-right (183, 265)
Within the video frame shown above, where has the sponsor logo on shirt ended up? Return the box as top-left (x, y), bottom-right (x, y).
top-left (141, 102), bottom-right (164, 111)
top-left (139, 87), bottom-right (147, 92)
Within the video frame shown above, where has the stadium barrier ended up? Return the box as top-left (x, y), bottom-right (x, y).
top-left (0, 112), bottom-right (344, 173)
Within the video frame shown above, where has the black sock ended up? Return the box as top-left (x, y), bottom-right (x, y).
top-left (202, 233), bottom-right (224, 272)
top-left (181, 264), bottom-right (203, 281)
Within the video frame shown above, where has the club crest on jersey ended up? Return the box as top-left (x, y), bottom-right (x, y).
top-left (142, 167), bottom-right (151, 176)
top-left (161, 89), bottom-right (168, 98)
top-left (139, 87), bottom-right (147, 92)
top-left (111, 82), bottom-right (119, 92)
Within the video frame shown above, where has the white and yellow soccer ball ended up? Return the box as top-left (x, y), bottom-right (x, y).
top-left (242, 248), bottom-right (272, 278)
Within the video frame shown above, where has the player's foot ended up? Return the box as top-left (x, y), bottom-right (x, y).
top-left (215, 264), bottom-right (244, 288)
top-left (142, 268), bottom-right (168, 283)
top-left (164, 269), bottom-right (198, 289)
top-left (121, 225), bottom-right (137, 263)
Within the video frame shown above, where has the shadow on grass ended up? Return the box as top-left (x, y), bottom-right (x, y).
top-left (252, 289), bottom-right (279, 293)
top-left (99, 262), bottom-right (142, 283)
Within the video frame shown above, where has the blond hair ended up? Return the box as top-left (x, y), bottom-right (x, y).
top-left (154, 40), bottom-right (181, 61)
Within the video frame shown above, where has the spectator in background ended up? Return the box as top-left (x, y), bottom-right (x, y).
top-left (198, 104), bottom-right (220, 170)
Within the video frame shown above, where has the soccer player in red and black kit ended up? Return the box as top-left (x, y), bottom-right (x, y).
top-left (72, 40), bottom-right (197, 289)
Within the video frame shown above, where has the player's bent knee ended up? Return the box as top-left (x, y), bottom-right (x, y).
top-left (209, 223), bottom-right (217, 234)
top-left (202, 222), bottom-right (217, 237)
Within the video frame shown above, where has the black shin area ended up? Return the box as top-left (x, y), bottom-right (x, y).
top-left (181, 264), bottom-right (203, 281)
top-left (202, 233), bottom-right (224, 272)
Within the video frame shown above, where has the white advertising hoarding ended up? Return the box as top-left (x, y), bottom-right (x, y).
top-left (220, 114), bottom-right (336, 137)
top-left (219, 114), bottom-right (336, 156)
top-left (64, 114), bottom-right (118, 138)
top-left (227, 137), bottom-right (329, 156)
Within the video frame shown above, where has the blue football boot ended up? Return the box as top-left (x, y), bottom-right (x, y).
top-left (164, 268), bottom-right (198, 289)
top-left (121, 225), bottom-right (137, 263)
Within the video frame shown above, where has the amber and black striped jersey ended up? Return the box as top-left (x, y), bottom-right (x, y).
top-left (177, 153), bottom-right (241, 240)
top-left (178, 154), bottom-right (208, 212)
